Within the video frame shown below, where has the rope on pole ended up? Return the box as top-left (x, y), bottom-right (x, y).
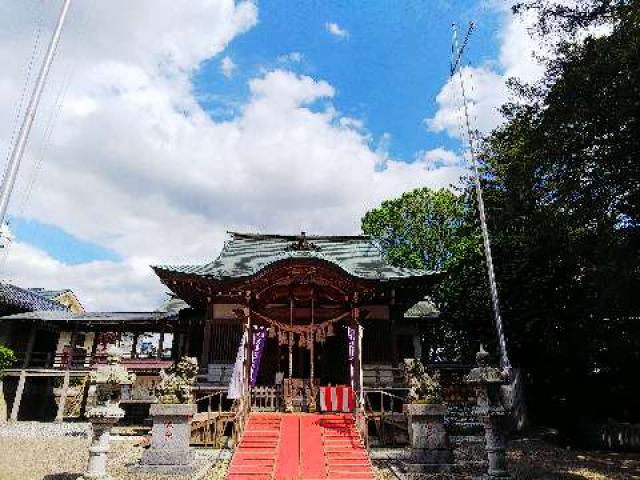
top-left (450, 22), bottom-right (511, 372)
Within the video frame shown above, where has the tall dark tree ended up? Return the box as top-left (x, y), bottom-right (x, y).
top-left (479, 0), bottom-right (640, 429)
top-left (364, 0), bottom-right (640, 435)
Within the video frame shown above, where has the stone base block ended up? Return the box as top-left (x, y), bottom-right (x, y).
top-left (404, 462), bottom-right (454, 473)
top-left (130, 464), bottom-right (195, 475)
top-left (140, 448), bottom-right (195, 466)
top-left (472, 475), bottom-right (512, 480)
top-left (408, 447), bottom-right (453, 464)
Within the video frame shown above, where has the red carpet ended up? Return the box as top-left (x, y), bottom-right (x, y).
top-left (226, 413), bottom-right (375, 480)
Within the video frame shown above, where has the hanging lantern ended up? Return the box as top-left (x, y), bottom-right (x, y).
top-left (268, 326), bottom-right (276, 339)
top-left (306, 332), bottom-right (313, 350)
top-left (315, 328), bottom-right (322, 343)
top-left (289, 332), bottom-right (294, 346)
top-left (326, 322), bottom-right (335, 337)
top-left (298, 333), bottom-right (307, 348)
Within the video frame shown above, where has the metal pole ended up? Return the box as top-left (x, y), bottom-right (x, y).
top-left (0, 0), bottom-right (72, 226)
top-left (451, 23), bottom-right (511, 371)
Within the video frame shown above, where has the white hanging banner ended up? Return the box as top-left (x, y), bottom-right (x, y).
top-left (227, 331), bottom-right (247, 399)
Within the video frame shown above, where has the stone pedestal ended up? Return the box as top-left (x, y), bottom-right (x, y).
top-left (139, 403), bottom-right (196, 473)
top-left (77, 347), bottom-right (133, 480)
top-left (78, 413), bottom-right (122, 480)
top-left (403, 403), bottom-right (453, 472)
top-left (465, 347), bottom-right (512, 479)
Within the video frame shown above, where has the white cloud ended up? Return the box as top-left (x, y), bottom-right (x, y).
top-left (0, 1), bottom-right (462, 310)
top-left (221, 55), bottom-right (236, 77)
top-left (325, 22), bottom-right (349, 39)
top-left (427, 6), bottom-right (546, 138)
top-left (277, 51), bottom-right (303, 63)
top-left (418, 147), bottom-right (462, 170)
top-left (1, 242), bottom-right (161, 311)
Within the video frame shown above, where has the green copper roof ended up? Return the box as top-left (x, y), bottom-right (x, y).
top-left (404, 298), bottom-right (440, 319)
top-left (154, 232), bottom-right (437, 281)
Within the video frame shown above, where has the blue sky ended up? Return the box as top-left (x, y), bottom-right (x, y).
top-left (194, 0), bottom-right (501, 160)
top-left (10, 1), bottom-right (505, 266)
top-left (0, 1), bottom-right (533, 309)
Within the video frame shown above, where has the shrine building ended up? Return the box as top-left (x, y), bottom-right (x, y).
top-left (0, 231), bottom-right (441, 423)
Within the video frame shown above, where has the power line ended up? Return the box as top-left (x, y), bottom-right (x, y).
top-left (0, 0), bottom-right (72, 230)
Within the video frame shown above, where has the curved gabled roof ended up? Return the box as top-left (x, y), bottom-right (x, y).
top-left (153, 232), bottom-right (437, 282)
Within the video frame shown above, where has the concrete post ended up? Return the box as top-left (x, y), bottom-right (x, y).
top-left (10, 370), bottom-right (26, 421)
top-left (55, 370), bottom-right (70, 422)
top-left (81, 416), bottom-right (120, 480)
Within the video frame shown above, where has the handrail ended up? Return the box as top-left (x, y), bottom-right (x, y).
top-left (362, 388), bottom-right (409, 447)
top-left (363, 388), bottom-right (407, 403)
top-left (8, 351), bottom-right (173, 370)
top-left (231, 392), bottom-right (250, 448)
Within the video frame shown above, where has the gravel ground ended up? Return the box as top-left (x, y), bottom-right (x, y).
top-left (1, 423), bottom-right (639, 480)
top-left (0, 422), bottom-right (229, 480)
top-left (372, 439), bottom-right (640, 480)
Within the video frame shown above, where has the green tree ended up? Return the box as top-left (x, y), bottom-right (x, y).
top-left (476, 0), bottom-right (640, 429)
top-left (362, 188), bottom-right (494, 361)
top-left (0, 345), bottom-right (16, 423)
top-left (361, 188), bottom-right (467, 271)
top-left (364, 1), bottom-right (640, 434)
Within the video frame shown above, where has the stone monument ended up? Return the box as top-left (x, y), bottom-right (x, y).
top-left (465, 345), bottom-right (512, 479)
top-left (137, 356), bottom-right (198, 473)
top-left (78, 347), bottom-right (135, 480)
top-left (402, 358), bottom-right (453, 473)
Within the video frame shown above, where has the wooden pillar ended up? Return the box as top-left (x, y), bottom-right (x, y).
top-left (130, 332), bottom-right (139, 359)
top-left (413, 332), bottom-right (422, 361)
top-left (390, 306), bottom-right (400, 368)
top-left (357, 323), bottom-right (364, 408)
top-left (309, 296), bottom-right (315, 382)
top-left (79, 331), bottom-right (99, 419)
top-left (172, 330), bottom-right (181, 359)
top-left (184, 319), bottom-right (191, 357)
top-left (55, 370), bottom-right (70, 422)
top-left (23, 322), bottom-right (37, 368)
top-left (201, 319), bottom-right (212, 366)
top-left (68, 323), bottom-right (79, 367)
top-left (288, 297), bottom-right (293, 379)
top-left (157, 324), bottom-right (165, 359)
top-left (0, 320), bottom-right (9, 345)
top-left (242, 303), bottom-right (252, 399)
top-left (10, 371), bottom-right (26, 421)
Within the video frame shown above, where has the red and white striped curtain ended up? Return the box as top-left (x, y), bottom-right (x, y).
top-left (319, 386), bottom-right (355, 412)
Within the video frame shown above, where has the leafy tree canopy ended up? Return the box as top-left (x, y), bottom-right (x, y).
top-left (0, 345), bottom-right (15, 376)
top-left (363, 0), bottom-right (640, 432)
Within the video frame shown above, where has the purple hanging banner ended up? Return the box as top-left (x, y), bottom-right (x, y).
top-left (348, 326), bottom-right (356, 389)
top-left (250, 326), bottom-right (267, 387)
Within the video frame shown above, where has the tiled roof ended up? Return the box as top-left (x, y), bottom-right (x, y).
top-left (0, 283), bottom-right (69, 312)
top-left (27, 288), bottom-right (71, 301)
top-left (155, 294), bottom-right (190, 313)
top-left (404, 299), bottom-right (440, 319)
top-left (0, 310), bottom-right (177, 323)
top-left (153, 232), bottom-right (437, 281)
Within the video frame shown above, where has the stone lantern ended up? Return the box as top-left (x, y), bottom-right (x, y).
top-left (78, 347), bottom-right (135, 480)
top-left (465, 346), bottom-right (511, 479)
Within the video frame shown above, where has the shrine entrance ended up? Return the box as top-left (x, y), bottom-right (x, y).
top-left (256, 324), bottom-right (350, 387)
